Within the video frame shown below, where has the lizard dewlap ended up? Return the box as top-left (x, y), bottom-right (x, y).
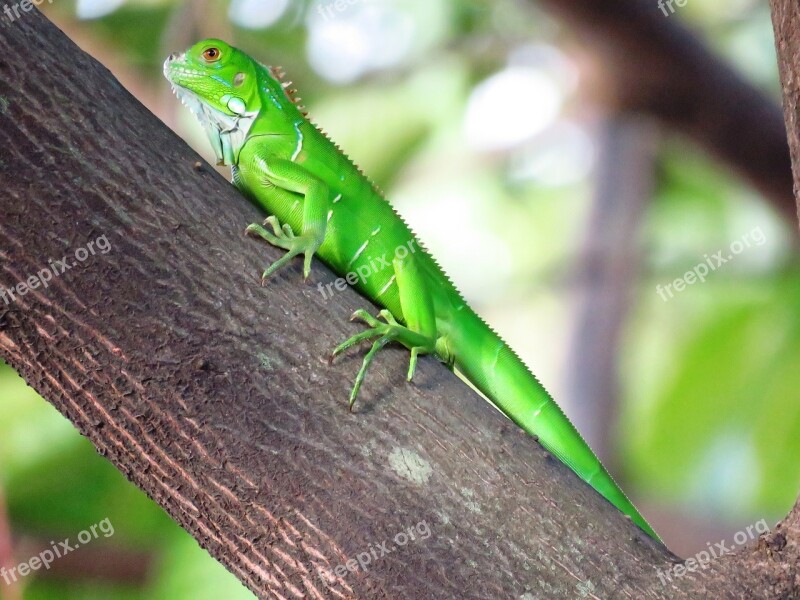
top-left (164, 38), bottom-right (660, 542)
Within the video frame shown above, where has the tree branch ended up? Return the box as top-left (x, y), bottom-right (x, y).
top-left (0, 9), bottom-right (794, 599)
top-left (770, 0), bottom-right (800, 223)
top-left (535, 0), bottom-right (797, 224)
top-left (565, 115), bottom-right (657, 468)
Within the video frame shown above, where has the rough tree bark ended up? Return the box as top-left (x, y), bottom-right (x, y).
top-left (765, 1), bottom-right (800, 592)
top-left (534, 0), bottom-right (798, 225)
top-left (772, 0), bottom-right (800, 220)
top-left (0, 10), bottom-right (797, 600)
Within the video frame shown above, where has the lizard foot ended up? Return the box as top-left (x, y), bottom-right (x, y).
top-left (330, 309), bottom-right (402, 410)
top-left (330, 309), bottom-right (432, 409)
top-left (246, 216), bottom-right (319, 281)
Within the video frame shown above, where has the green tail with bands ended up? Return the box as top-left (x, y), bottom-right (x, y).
top-left (451, 309), bottom-right (659, 541)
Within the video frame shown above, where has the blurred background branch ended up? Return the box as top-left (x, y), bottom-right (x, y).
top-left (536, 0), bottom-right (797, 223)
top-left (564, 114), bottom-right (658, 468)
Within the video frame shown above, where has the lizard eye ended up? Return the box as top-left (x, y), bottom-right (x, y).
top-left (202, 47), bottom-right (222, 62)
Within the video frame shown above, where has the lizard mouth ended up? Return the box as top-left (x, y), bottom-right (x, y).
top-left (162, 53), bottom-right (207, 94)
top-left (163, 54), bottom-right (211, 121)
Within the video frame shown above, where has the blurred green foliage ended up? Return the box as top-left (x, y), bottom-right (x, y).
top-left (626, 145), bottom-right (799, 522)
top-left (1, 0), bottom-right (797, 596)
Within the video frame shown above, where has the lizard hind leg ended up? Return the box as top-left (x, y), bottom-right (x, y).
top-left (331, 309), bottom-right (433, 410)
top-left (330, 252), bottom-right (440, 409)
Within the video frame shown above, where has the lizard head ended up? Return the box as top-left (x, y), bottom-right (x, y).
top-left (164, 38), bottom-right (262, 165)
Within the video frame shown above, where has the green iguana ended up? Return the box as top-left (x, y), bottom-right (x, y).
top-left (164, 39), bottom-right (659, 541)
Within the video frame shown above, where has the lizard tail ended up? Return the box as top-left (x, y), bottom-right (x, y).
top-left (451, 310), bottom-right (660, 541)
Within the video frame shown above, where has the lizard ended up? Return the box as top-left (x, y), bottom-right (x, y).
top-left (163, 38), bottom-right (660, 541)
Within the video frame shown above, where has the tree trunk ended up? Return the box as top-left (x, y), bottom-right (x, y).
top-left (771, 0), bottom-right (800, 221)
top-left (0, 9), bottom-right (797, 599)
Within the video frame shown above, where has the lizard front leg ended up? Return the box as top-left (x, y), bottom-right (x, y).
top-left (245, 157), bottom-right (330, 280)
